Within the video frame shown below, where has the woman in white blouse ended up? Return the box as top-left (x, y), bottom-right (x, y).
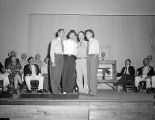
top-left (62, 30), bottom-right (77, 94)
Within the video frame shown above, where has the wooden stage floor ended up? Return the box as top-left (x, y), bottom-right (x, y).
top-left (0, 90), bottom-right (155, 120)
top-left (0, 90), bottom-right (154, 104)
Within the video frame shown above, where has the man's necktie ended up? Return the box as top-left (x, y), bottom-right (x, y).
top-left (61, 39), bottom-right (64, 52)
top-left (86, 42), bottom-right (89, 55)
top-left (124, 67), bottom-right (127, 74)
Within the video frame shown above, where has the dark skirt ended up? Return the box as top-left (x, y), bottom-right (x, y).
top-left (62, 55), bottom-right (76, 93)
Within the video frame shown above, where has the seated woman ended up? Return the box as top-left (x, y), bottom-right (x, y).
top-left (0, 62), bottom-right (10, 92)
top-left (5, 50), bottom-right (19, 69)
top-left (20, 53), bottom-right (28, 82)
top-left (116, 59), bottom-right (135, 92)
top-left (41, 57), bottom-right (50, 92)
top-left (20, 53), bottom-right (28, 70)
top-left (135, 58), bottom-right (155, 92)
top-left (24, 57), bottom-right (44, 93)
top-left (7, 56), bottom-right (23, 94)
top-left (34, 54), bottom-right (43, 71)
top-left (147, 55), bottom-right (155, 69)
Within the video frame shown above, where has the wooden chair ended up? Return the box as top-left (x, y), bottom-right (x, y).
top-left (126, 79), bottom-right (135, 91)
top-left (138, 81), bottom-right (146, 92)
top-left (30, 80), bottom-right (39, 91)
top-left (7, 77), bottom-right (14, 93)
top-left (116, 76), bottom-right (134, 92)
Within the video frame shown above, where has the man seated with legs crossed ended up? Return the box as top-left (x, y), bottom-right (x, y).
top-left (116, 59), bottom-right (135, 92)
top-left (24, 57), bottom-right (44, 93)
top-left (134, 58), bottom-right (155, 92)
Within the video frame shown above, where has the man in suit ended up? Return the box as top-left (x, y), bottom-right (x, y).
top-left (24, 57), bottom-right (44, 93)
top-left (116, 59), bottom-right (135, 92)
top-left (135, 58), bottom-right (155, 91)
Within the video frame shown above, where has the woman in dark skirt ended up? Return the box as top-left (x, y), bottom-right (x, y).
top-left (62, 30), bottom-right (77, 94)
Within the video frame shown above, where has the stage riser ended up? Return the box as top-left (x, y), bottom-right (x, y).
top-left (90, 102), bottom-right (154, 109)
top-left (0, 105), bottom-right (89, 120)
top-left (89, 102), bottom-right (155, 120)
top-left (0, 102), bottom-right (154, 120)
top-left (89, 110), bottom-right (155, 120)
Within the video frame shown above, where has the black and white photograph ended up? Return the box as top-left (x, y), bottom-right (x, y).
top-left (0, 0), bottom-right (155, 120)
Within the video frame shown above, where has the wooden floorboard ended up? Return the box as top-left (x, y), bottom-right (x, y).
top-left (0, 90), bottom-right (155, 120)
top-left (0, 90), bottom-right (154, 104)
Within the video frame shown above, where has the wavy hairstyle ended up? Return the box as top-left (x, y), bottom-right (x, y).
top-left (66, 30), bottom-right (76, 39)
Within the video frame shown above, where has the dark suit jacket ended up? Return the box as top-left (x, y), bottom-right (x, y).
top-left (0, 62), bottom-right (4, 73)
top-left (136, 66), bottom-right (155, 76)
top-left (117, 66), bottom-right (135, 77)
top-left (24, 64), bottom-right (41, 76)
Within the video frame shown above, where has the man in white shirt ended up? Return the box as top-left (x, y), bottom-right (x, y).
top-left (62, 30), bottom-right (77, 94)
top-left (50, 29), bottom-right (65, 94)
top-left (135, 58), bottom-right (155, 92)
top-left (85, 29), bottom-right (99, 96)
top-left (24, 57), bottom-right (44, 93)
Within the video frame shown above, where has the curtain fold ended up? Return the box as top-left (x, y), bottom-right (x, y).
top-left (28, 15), bottom-right (155, 70)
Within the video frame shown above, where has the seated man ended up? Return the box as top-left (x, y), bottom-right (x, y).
top-left (24, 57), bottom-right (44, 93)
top-left (135, 58), bottom-right (155, 91)
top-left (41, 57), bottom-right (49, 92)
top-left (116, 59), bottom-right (135, 92)
top-left (0, 62), bottom-right (10, 92)
top-left (150, 75), bottom-right (155, 90)
top-left (7, 56), bottom-right (23, 94)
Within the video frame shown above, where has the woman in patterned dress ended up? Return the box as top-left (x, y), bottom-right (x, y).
top-left (7, 55), bottom-right (23, 94)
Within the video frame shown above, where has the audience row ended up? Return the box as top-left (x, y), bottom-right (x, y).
top-left (0, 50), bottom-right (48, 94)
top-left (0, 49), bottom-right (155, 94)
top-left (116, 55), bottom-right (155, 92)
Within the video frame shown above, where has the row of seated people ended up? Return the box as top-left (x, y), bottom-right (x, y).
top-left (5, 50), bottom-right (44, 71)
top-left (0, 53), bottom-right (49, 94)
top-left (116, 56), bottom-right (155, 92)
top-left (1, 50), bottom-right (155, 94)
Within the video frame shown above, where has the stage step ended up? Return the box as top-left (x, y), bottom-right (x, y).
top-left (0, 100), bottom-right (154, 120)
top-left (89, 101), bottom-right (155, 120)
top-left (89, 109), bottom-right (155, 120)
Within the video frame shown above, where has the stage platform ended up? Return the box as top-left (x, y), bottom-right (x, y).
top-left (0, 90), bottom-right (155, 120)
top-left (0, 90), bottom-right (154, 102)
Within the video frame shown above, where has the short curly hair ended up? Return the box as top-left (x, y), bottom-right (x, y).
top-left (66, 30), bottom-right (76, 39)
